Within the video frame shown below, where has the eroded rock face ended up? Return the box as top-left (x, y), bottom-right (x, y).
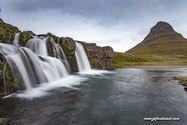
top-left (77, 41), bottom-right (115, 70)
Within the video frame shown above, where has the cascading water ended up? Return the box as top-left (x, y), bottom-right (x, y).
top-left (26, 36), bottom-right (70, 73)
top-left (0, 34), bottom-right (96, 98)
top-left (13, 33), bottom-right (20, 46)
top-left (0, 34), bottom-right (71, 94)
top-left (0, 44), bottom-right (33, 90)
top-left (26, 36), bottom-right (48, 56)
top-left (75, 42), bottom-right (91, 72)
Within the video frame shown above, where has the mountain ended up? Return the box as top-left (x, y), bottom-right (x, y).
top-left (126, 21), bottom-right (187, 56)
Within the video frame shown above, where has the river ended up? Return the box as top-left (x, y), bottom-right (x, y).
top-left (0, 67), bottom-right (187, 125)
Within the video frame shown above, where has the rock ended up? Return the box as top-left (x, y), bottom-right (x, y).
top-left (60, 37), bottom-right (76, 51)
top-left (19, 31), bottom-right (36, 46)
top-left (77, 41), bottom-right (115, 70)
top-left (61, 90), bottom-right (81, 98)
top-left (0, 19), bottom-right (20, 43)
top-left (184, 87), bottom-right (187, 91)
top-left (59, 37), bottom-right (78, 73)
top-left (0, 118), bottom-right (10, 125)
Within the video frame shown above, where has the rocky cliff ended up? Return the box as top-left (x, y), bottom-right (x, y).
top-left (126, 21), bottom-right (187, 56)
top-left (77, 41), bottom-right (115, 70)
top-left (0, 19), bottom-right (115, 98)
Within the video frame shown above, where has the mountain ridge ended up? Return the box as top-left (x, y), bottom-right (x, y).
top-left (126, 21), bottom-right (187, 56)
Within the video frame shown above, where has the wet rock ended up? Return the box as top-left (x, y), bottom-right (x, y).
top-left (184, 87), bottom-right (187, 91)
top-left (59, 37), bottom-right (78, 73)
top-left (61, 90), bottom-right (81, 98)
top-left (0, 118), bottom-right (10, 125)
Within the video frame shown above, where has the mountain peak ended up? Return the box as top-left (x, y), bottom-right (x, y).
top-left (151, 21), bottom-right (173, 32)
top-left (126, 21), bottom-right (187, 56)
top-left (143, 21), bottom-right (181, 42)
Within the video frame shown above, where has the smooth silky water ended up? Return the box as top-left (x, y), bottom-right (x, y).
top-left (1, 68), bottom-right (187, 125)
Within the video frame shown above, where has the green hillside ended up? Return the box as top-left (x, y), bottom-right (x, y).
top-left (126, 21), bottom-right (187, 56)
top-left (112, 22), bottom-right (187, 68)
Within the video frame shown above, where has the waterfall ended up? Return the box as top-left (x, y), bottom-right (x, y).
top-left (0, 36), bottom-right (70, 91)
top-left (0, 44), bottom-right (33, 90)
top-left (26, 36), bottom-right (48, 56)
top-left (26, 36), bottom-right (70, 73)
top-left (75, 42), bottom-right (91, 72)
top-left (13, 33), bottom-right (20, 46)
top-left (0, 33), bottom-right (95, 98)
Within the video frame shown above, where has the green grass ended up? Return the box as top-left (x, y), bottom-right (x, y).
top-left (112, 52), bottom-right (158, 68)
top-left (112, 52), bottom-right (187, 68)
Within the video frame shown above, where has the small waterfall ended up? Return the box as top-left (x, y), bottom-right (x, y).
top-left (26, 36), bottom-right (48, 56)
top-left (75, 42), bottom-right (91, 72)
top-left (13, 33), bottom-right (20, 46)
top-left (49, 38), bottom-right (70, 73)
top-left (0, 44), bottom-right (32, 90)
top-left (26, 36), bottom-right (70, 73)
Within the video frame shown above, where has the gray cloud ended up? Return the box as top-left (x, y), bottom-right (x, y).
top-left (4, 0), bottom-right (84, 12)
top-left (2, 0), bottom-right (187, 52)
top-left (83, 0), bottom-right (108, 11)
top-left (2, 0), bottom-right (167, 27)
top-left (63, 9), bottom-right (90, 18)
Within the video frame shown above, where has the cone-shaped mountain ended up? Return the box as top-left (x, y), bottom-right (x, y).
top-left (126, 21), bottom-right (187, 56)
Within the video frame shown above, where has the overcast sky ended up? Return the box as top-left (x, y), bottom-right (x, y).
top-left (2, 0), bottom-right (187, 52)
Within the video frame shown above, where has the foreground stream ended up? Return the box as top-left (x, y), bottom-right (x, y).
top-left (1, 68), bottom-right (187, 125)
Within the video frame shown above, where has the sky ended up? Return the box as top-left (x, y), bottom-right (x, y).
top-left (2, 0), bottom-right (187, 52)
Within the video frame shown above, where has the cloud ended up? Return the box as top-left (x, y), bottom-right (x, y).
top-left (3, 0), bottom-right (83, 13)
top-left (2, 0), bottom-right (187, 52)
top-left (63, 9), bottom-right (90, 18)
top-left (83, 0), bottom-right (108, 11)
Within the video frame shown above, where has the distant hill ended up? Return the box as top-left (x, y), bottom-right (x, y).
top-left (126, 21), bottom-right (187, 56)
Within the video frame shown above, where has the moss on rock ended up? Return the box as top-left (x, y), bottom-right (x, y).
top-left (47, 33), bottom-right (58, 43)
top-left (46, 37), bottom-right (55, 57)
top-left (60, 37), bottom-right (77, 73)
top-left (0, 19), bottom-right (20, 43)
top-left (0, 55), bottom-right (18, 98)
top-left (19, 31), bottom-right (36, 46)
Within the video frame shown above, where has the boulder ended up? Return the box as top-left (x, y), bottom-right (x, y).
top-left (61, 90), bottom-right (81, 98)
top-left (0, 118), bottom-right (10, 125)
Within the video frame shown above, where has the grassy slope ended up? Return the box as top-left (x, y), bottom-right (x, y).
top-left (112, 52), bottom-right (187, 68)
top-left (126, 37), bottom-right (187, 56)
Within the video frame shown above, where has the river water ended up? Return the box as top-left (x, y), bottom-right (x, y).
top-left (0, 68), bottom-right (187, 125)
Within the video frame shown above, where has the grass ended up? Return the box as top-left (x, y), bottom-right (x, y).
top-left (112, 52), bottom-right (187, 68)
top-left (175, 76), bottom-right (187, 86)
